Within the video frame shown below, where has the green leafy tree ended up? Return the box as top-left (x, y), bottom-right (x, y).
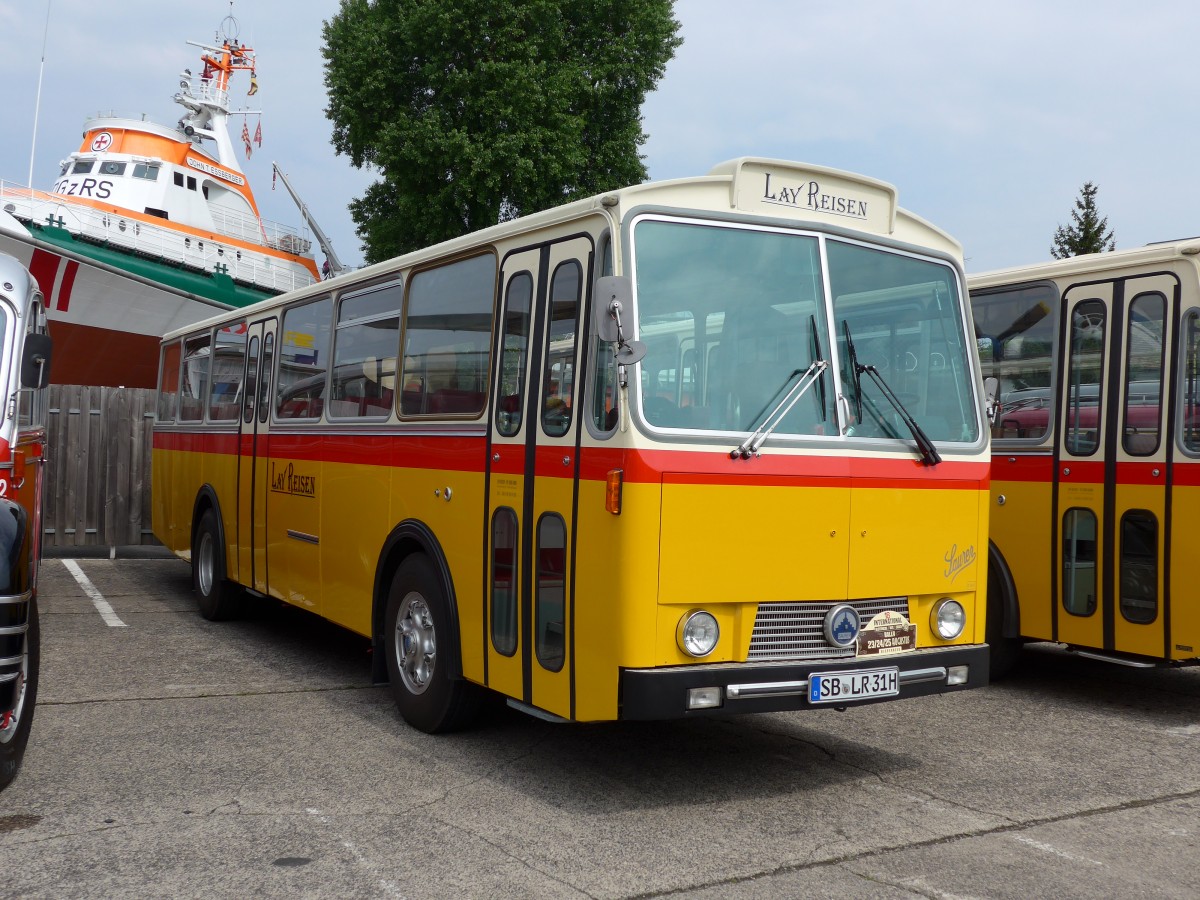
top-left (1050, 181), bottom-right (1116, 259)
top-left (323, 0), bottom-right (681, 262)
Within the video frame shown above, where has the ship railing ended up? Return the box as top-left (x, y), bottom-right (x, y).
top-left (207, 205), bottom-right (313, 256)
top-left (1, 179), bottom-right (317, 296)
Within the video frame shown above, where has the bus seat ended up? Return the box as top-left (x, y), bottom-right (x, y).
top-left (401, 390), bottom-right (422, 415)
top-left (1124, 432), bottom-right (1159, 455)
top-left (429, 389), bottom-right (484, 414)
top-left (278, 398), bottom-right (309, 419)
top-left (361, 387), bottom-right (394, 416)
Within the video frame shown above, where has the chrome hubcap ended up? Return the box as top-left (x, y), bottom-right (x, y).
top-left (197, 531), bottom-right (214, 595)
top-left (394, 593), bottom-right (436, 695)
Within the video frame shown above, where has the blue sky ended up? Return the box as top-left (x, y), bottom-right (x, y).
top-left (2, 0), bottom-right (1194, 273)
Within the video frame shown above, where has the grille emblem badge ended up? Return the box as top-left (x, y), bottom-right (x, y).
top-left (824, 604), bottom-right (861, 649)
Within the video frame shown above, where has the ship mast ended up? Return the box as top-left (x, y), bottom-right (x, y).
top-left (176, 13), bottom-right (258, 174)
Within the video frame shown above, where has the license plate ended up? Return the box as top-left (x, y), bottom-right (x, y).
top-left (809, 667), bottom-right (899, 704)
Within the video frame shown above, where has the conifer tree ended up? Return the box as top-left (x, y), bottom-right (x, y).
top-left (1050, 182), bottom-right (1116, 259)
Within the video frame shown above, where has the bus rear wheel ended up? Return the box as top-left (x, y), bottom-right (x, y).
top-left (385, 555), bottom-right (481, 734)
top-left (0, 594), bottom-right (38, 792)
top-left (193, 509), bottom-right (240, 621)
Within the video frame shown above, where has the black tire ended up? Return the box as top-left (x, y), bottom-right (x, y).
top-left (193, 509), bottom-right (240, 621)
top-left (986, 565), bottom-right (1023, 680)
top-left (0, 593), bottom-right (38, 792)
top-left (384, 555), bottom-right (481, 733)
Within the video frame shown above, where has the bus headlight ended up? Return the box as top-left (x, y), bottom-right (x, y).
top-left (677, 610), bottom-right (719, 657)
top-left (932, 598), bottom-right (966, 640)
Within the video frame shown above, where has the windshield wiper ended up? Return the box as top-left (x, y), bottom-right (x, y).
top-left (841, 320), bottom-right (941, 466)
top-left (731, 358), bottom-right (828, 459)
top-left (856, 365), bottom-right (942, 465)
top-left (842, 320), bottom-right (863, 424)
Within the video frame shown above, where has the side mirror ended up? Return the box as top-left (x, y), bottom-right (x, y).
top-left (983, 376), bottom-right (1000, 425)
top-left (593, 276), bottom-right (631, 344)
top-left (592, 275), bottom-right (647, 366)
top-left (21, 333), bottom-right (52, 389)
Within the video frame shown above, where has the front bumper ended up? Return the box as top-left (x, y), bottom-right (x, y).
top-left (619, 644), bottom-right (989, 720)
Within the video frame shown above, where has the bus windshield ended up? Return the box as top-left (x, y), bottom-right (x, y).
top-left (630, 218), bottom-right (978, 444)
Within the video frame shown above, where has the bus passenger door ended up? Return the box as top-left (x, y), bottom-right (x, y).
top-left (236, 318), bottom-right (277, 595)
top-left (1109, 275), bottom-right (1174, 659)
top-left (1055, 275), bottom-right (1174, 657)
top-left (486, 236), bottom-right (593, 720)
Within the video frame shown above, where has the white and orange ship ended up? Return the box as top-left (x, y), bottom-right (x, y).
top-left (0, 16), bottom-right (333, 388)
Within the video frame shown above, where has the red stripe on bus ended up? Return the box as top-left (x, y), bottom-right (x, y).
top-left (1171, 464), bottom-right (1200, 487)
top-left (156, 429), bottom-right (488, 471)
top-left (154, 430), bottom-right (240, 454)
top-left (581, 447), bottom-right (987, 488)
top-left (1115, 461), bottom-right (1171, 486)
top-left (156, 430), bottom-right (988, 488)
top-left (989, 454), bottom-right (1054, 483)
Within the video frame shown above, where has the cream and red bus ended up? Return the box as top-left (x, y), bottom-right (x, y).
top-left (972, 238), bottom-right (1200, 674)
top-left (0, 252), bottom-right (52, 790)
top-left (153, 158), bottom-right (991, 732)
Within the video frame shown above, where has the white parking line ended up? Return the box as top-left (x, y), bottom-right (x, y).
top-left (1012, 834), bottom-right (1104, 867)
top-left (62, 559), bottom-right (127, 627)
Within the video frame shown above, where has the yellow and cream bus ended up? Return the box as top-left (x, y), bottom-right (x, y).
top-left (153, 158), bottom-right (991, 732)
top-left (971, 238), bottom-right (1200, 674)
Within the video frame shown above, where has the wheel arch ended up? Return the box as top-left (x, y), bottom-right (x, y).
top-left (0, 498), bottom-right (32, 596)
top-left (190, 486), bottom-right (225, 556)
top-left (371, 520), bottom-right (463, 683)
top-left (987, 539), bottom-right (1021, 639)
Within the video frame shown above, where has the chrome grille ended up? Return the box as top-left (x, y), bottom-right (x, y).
top-left (748, 597), bottom-right (911, 661)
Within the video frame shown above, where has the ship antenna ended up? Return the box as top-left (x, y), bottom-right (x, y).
top-left (220, 1), bottom-right (240, 45)
top-left (28, 0), bottom-right (53, 187)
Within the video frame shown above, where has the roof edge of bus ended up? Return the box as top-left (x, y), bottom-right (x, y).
top-left (705, 157), bottom-right (962, 259)
top-left (163, 158), bottom-right (967, 339)
top-left (706, 157), bottom-right (896, 193)
top-left (967, 237), bottom-right (1200, 287)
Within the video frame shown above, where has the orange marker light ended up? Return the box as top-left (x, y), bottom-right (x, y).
top-left (605, 468), bottom-right (624, 515)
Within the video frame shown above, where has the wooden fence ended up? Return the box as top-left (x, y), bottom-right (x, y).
top-left (43, 385), bottom-right (158, 550)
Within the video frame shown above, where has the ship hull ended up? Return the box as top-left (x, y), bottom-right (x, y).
top-left (0, 215), bottom-right (242, 388)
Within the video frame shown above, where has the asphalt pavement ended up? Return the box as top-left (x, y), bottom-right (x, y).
top-left (2, 557), bottom-right (1198, 898)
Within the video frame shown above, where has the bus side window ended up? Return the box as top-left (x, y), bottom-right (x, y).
top-left (330, 280), bottom-right (401, 419)
top-left (157, 340), bottom-right (182, 423)
top-left (541, 260), bottom-right (581, 437)
top-left (590, 240), bottom-right (618, 433)
top-left (1122, 292), bottom-right (1164, 457)
top-left (275, 296), bottom-right (333, 420)
top-left (402, 254), bottom-right (495, 419)
top-left (497, 272), bottom-right (533, 436)
top-left (179, 332), bottom-right (211, 422)
top-left (1184, 311), bottom-right (1200, 453)
top-left (208, 323), bottom-right (247, 421)
top-left (1064, 300), bottom-right (1106, 456)
top-left (971, 283), bottom-right (1057, 442)
top-left (259, 331), bottom-right (275, 423)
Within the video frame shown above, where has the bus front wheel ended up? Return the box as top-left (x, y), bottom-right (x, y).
top-left (987, 564), bottom-right (1023, 680)
top-left (193, 509), bottom-right (239, 621)
top-left (0, 594), bottom-right (38, 792)
top-left (385, 555), bottom-right (480, 734)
